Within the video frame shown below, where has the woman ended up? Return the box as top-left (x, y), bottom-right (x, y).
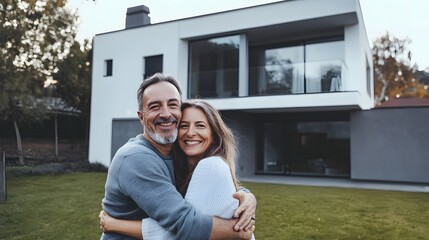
top-left (100, 100), bottom-right (255, 239)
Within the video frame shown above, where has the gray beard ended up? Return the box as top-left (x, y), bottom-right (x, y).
top-left (146, 128), bottom-right (178, 144)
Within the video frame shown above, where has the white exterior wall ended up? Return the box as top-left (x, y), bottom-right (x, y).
top-left (176, 0), bottom-right (355, 39)
top-left (89, 0), bottom-right (372, 165)
top-left (90, 24), bottom-right (184, 166)
top-left (344, 0), bottom-right (374, 110)
top-left (357, 0), bottom-right (375, 108)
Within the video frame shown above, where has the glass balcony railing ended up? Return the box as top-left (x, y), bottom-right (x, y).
top-left (188, 59), bottom-right (348, 98)
top-left (249, 62), bottom-right (305, 96)
top-left (249, 59), bottom-right (348, 96)
top-left (188, 68), bottom-right (239, 99)
top-left (305, 59), bottom-right (348, 93)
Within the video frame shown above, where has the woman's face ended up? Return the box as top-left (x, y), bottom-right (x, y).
top-left (178, 107), bottom-right (213, 162)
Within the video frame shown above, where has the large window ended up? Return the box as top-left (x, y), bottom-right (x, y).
top-left (257, 117), bottom-right (350, 177)
top-left (249, 40), bottom-right (345, 96)
top-left (188, 35), bottom-right (239, 98)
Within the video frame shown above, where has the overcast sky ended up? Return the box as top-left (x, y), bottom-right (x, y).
top-left (66, 0), bottom-right (429, 70)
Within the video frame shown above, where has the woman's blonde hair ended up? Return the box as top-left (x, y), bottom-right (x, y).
top-left (173, 99), bottom-right (239, 193)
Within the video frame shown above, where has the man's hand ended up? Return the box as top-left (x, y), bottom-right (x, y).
top-left (210, 217), bottom-right (255, 240)
top-left (239, 225), bottom-right (255, 240)
top-left (232, 191), bottom-right (257, 231)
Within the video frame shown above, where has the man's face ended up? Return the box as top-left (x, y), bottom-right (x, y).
top-left (138, 81), bottom-right (182, 145)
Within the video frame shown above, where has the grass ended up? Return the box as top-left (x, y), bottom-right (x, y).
top-left (0, 170), bottom-right (105, 239)
top-left (0, 170), bottom-right (428, 240)
top-left (243, 182), bottom-right (429, 240)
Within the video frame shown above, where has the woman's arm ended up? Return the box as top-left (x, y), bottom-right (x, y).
top-left (99, 210), bottom-right (143, 239)
top-left (186, 156), bottom-right (255, 239)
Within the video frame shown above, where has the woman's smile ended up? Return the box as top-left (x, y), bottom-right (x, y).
top-left (178, 107), bottom-right (213, 163)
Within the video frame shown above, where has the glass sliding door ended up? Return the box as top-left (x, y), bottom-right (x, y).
top-left (262, 123), bottom-right (289, 173)
top-left (257, 119), bottom-right (350, 177)
top-left (293, 121), bottom-right (350, 176)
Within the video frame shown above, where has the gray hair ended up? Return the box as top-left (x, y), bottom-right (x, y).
top-left (137, 73), bottom-right (182, 111)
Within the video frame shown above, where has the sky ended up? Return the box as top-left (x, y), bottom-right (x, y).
top-left (66, 0), bottom-right (429, 71)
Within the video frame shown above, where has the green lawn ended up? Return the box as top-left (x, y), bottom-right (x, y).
top-left (0, 171), bottom-right (428, 240)
top-left (243, 182), bottom-right (429, 240)
top-left (0, 171), bottom-right (105, 239)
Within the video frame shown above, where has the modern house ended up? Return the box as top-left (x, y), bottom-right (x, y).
top-left (89, 0), bottom-right (429, 184)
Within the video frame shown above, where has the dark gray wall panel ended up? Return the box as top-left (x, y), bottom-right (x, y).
top-left (351, 108), bottom-right (429, 183)
top-left (111, 119), bottom-right (142, 160)
top-left (222, 111), bottom-right (257, 178)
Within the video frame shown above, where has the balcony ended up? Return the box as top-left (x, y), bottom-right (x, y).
top-left (187, 59), bottom-right (360, 111)
top-left (249, 59), bottom-right (348, 96)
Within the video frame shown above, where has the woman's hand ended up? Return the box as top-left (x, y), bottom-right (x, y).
top-left (99, 210), bottom-right (143, 239)
top-left (99, 210), bottom-right (115, 232)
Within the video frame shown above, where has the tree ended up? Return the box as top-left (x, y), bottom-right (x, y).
top-left (0, 0), bottom-right (77, 164)
top-left (414, 69), bottom-right (429, 97)
top-left (373, 32), bottom-right (429, 105)
top-left (53, 39), bottom-right (92, 146)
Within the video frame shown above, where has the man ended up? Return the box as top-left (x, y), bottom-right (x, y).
top-left (101, 73), bottom-right (256, 239)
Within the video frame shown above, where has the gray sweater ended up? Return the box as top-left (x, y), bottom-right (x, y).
top-left (101, 134), bottom-right (213, 239)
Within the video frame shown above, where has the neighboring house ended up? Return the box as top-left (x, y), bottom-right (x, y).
top-left (89, 0), bottom-right (429, 184)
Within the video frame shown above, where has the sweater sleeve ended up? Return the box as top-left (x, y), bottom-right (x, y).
top-left (185, 156), bottom-right (239, 218)
top-left (186, 157), bottom-right (256, 240)
top-left (142, 217), bottom-right (173, 240)
top-left (119, 152), bottom-right (212, 240)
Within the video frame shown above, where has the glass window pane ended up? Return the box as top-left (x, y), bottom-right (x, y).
top-left (262, 123), bottom-right (287, 173)
top-left (295, 121), bottom-right (350, 176)
top-left (144, 55), bottom-right (163, 79)
top-left (249, 46), bottom-right (304, 96)
top-left (305, 41), bottom-right (344, 93)
top-left (258, 120), bottom-right (350, 177)
top-left (188, 35), bottom-right (239, 98)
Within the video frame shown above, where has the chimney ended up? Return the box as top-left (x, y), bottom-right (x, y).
top-left (125, 5), bottom-right (151, 29)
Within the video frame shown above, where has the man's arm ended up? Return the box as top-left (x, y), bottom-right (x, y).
top-left (120, 153), bottom-right (212, 239)
top-left (210, 217), bottom-right (254, 240)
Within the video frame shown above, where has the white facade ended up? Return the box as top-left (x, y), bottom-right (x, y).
top-left (89, 0), bottom-right (373, 168)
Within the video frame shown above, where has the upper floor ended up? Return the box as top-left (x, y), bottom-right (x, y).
top-left (92, 0), bottom-right (373, 119)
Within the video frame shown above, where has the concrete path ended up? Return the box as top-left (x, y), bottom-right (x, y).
top-left (240, 175), bottom-right (429, 193)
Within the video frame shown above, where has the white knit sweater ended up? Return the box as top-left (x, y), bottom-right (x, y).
top-left (142, 156), bottom-right (254, 239)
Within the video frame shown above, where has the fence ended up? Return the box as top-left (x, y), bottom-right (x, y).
top-left (0, 150), bottom-right (6, 203)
